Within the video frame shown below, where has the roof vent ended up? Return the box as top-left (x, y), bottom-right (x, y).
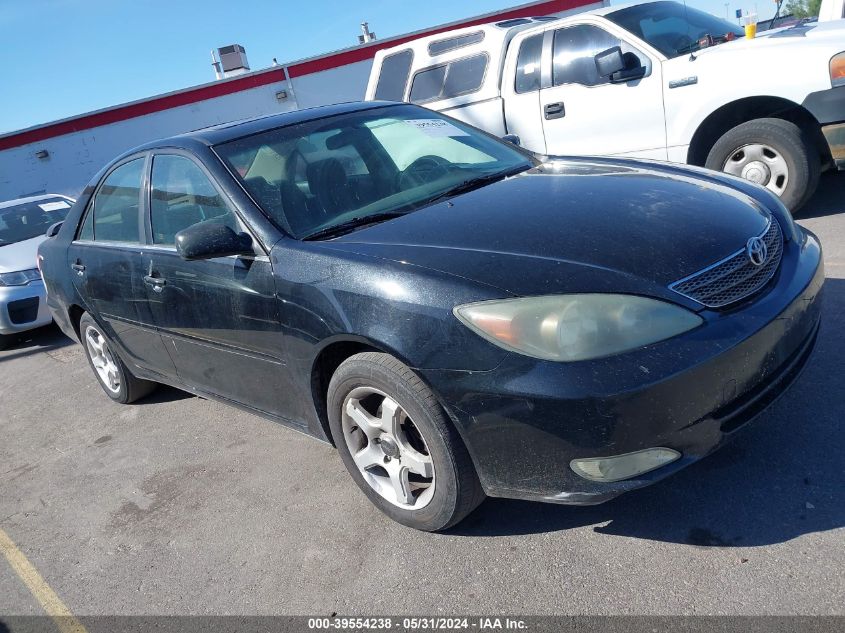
top-left (215, 44), bottom-right (250, 78)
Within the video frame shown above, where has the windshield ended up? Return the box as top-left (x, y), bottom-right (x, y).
top-left (0, 197), bottom-right (72, 246)
top-left (607, 1), bottom-right (745, 59)
top-left (214, 104), bottom-right (533, 240)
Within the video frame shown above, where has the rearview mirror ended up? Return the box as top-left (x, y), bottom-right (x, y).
top-left (175, 222), bottom-right (254, 261)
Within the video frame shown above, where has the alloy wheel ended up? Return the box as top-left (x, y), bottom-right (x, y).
top-left (341, 386), bottom-right (435, 509)
top-left (84, 325), bottom-right (121, 393)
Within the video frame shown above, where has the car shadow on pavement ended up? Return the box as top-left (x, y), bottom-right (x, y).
top-left (0, 323), bottom-right (74, 364)
top-left (795, 171), bottom-right (845, 220)
top-left (451, 277), bottom-right (844, 546)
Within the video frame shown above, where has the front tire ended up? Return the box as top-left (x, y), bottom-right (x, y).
top-left (327, 352), bottom-right (484, 531)
top-left (79, 312), bottom-right (156, 404)
top-left (705, 117), bottom-right (820, 212)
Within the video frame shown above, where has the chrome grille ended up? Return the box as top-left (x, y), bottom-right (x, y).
top-left (670, 219), bottom-right (783, 308)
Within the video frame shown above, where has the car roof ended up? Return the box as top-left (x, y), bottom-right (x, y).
top-left (134, 101), bottom-right (399, 152)
top-left (0, 193), bottom-right (75, 209)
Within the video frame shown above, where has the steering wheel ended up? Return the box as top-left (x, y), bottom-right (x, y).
top-left (398, 155), bottom-right (452, 189)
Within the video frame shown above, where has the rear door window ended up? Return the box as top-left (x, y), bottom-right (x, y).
top-left (409, 53), bottom-right (488, 103)
top-left (85, 158), bottom-right (144, 243)
top-left (374, 49), bottom-right (414, 101)
top-left (515, 33), bottom-right (544, 93)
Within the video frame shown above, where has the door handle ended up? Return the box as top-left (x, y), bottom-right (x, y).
top-left (71, 263), bottom-right (85, 275)
top-left (143, 275), bottom-right (167, 292)
top-left (543, 102), bottom-right (565, 120)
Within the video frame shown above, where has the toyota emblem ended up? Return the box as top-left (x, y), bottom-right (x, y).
top-left (746, 236), bottom-right (768, 267)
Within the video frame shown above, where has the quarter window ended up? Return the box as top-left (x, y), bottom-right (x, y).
top-left (87, 158), bottom-right (144, 243)
top-left (150, 154), bottom-right (240, 245)
top-left (409, 54), bottom-right (488, 103)
top-left (552, 25), bottom-right (623, 87)
top-left (515, 33), bottom-right (544, 93)
top-left (374, 49), bottom-right (414, 101)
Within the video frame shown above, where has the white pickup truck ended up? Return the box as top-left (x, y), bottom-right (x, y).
top-left (365, 0), bottom-right (845, 210)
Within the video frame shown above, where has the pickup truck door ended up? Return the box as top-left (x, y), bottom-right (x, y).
top-left (537, 23), bottom-right (667, 159)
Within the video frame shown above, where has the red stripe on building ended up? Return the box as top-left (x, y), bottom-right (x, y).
top-left (0, 0), bottom-right (587, 151)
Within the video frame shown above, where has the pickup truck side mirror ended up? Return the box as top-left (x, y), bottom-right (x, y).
top-left (595, 46), bottom-right (647, 83)
top-left (175, 222), bottom-right (254, 261)
top-left (502, 134), bottom-right (521, 146)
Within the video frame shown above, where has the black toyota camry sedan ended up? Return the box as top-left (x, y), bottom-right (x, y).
top-left (39, 102), bottom-right (823, 531)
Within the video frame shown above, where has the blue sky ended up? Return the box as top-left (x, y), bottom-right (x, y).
top-left (1, 0), bottom-right (777, 134)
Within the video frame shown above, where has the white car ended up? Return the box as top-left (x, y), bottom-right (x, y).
top-left (0, 194), bottom-right (74, 349)
top-left (366, 0), bottom-right (845, 209)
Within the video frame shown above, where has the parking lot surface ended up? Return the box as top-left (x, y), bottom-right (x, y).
top-left (1, 173), bottom-right (843, 616)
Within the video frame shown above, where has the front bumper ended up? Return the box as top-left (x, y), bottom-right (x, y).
top-left (802, 85), bottom-right (845, 170)
top-left (423, 229), bottom-right (824, 504)
top-left (0, 280), bottom-right (52, 336)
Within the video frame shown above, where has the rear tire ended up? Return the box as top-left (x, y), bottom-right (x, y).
top-left (79, 312), bottom-right (156, 404)
top-left (327, 352), bottom-right (484, 531)
top-left (705, 117), bottom-right (820, 212)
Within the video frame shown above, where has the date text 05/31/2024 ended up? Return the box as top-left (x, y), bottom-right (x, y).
top-left (307, 617), bottom-right (529, 630)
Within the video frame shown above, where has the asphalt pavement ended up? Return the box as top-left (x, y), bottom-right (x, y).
top-left (1, 172), bottom-right (843, 617)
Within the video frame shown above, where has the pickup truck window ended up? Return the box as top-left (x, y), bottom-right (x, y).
top-left (515, 33), bottom-right (544, 94)
top-left (410, 53), bottom-right (488, 103)
top-left (552, 25), bottom-right (621, 87)
top-left (606, 1), bottom-right (744, 58)
top-left (375, 49), bottom-right (414, 101)
top-left (428, 31), bottom-right (484, 56)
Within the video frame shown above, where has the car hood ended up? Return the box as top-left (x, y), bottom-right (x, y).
top-left (0, 235), bottom-right (44, 274)
top-left (319, 159), bottom-right (772, 300)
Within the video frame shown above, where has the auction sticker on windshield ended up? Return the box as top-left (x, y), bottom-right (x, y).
top-left (405, 119), bottom-right (469, 137)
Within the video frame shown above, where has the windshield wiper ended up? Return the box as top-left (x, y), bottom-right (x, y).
top-left (423, 165), bottom-right (528, 207)
top-left (302, 211), bottom-right (407, 241)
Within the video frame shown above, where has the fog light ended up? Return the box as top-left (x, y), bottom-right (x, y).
top-left (570, 448), bottom-right (681, 482)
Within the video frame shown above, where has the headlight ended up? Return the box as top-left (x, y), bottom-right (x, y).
top-left (454, 294), bottom-right (702, 362)
top-left (0, 269), bottom-right (41, 287)
top-left (832, 52), bottom-right (845, 88)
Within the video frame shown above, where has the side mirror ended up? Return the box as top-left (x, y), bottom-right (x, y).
top-left (45, 221), bottom-right (63, 238)
top-left (175, 222), bottom-right (254, 261)
top-left (502, 134), bottom-right (521, 146)
top-left (595, 46), bottom-right (625, 78)
top-left (595, 47), bottom-right (647, 83)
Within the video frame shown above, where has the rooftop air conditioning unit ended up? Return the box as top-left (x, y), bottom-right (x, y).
top-left (217, 44), bottom-right (250, 77)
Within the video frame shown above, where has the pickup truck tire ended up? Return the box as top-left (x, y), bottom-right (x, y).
top-left (705, 118), bottom-right (820, 211)
top-left (327, 352), bottom-right (485, 531)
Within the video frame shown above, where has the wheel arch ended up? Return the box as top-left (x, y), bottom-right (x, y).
top-left (309, 335), bottom-right (474, 458)
top-left (687, 96), bottom-right (828, 167)
top-left (67, 304), bottom-right (86, 342)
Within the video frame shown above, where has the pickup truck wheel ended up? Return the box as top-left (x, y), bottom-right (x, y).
top-left (79, 312), bottom-right (156, 404)
top-left (327, 352), bottom-right (484, 531)
top-left (705, 118), bottom-right (820, 211)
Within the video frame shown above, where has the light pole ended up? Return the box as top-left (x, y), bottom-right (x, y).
top-left (724, 2), bottom-right (730, 18)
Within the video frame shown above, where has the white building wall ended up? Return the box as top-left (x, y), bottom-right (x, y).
top-left (290, 60), bottom-right (373, 109)
top-left (0, 79), bottom-right (297, 201)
